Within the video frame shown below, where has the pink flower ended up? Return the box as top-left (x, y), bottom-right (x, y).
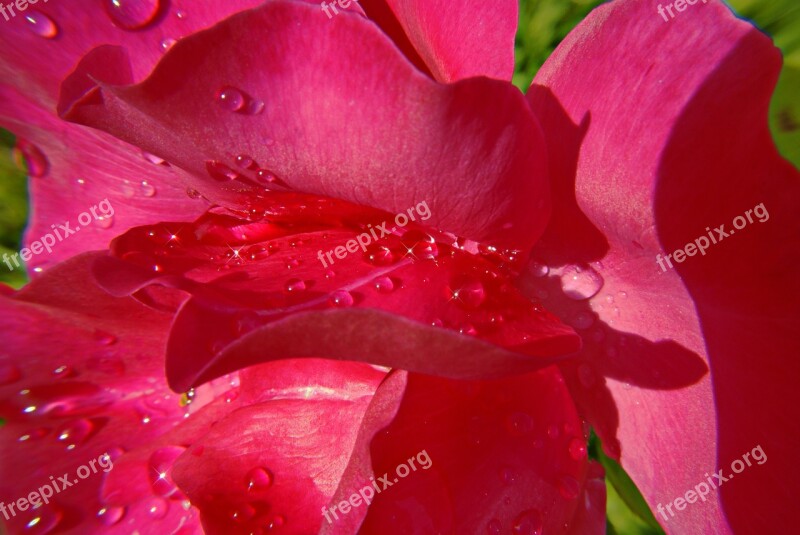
top-left (0, 0), bottom-right (797, 534)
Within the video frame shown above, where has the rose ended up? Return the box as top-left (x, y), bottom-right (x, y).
top-left (1, 0), bottom-right (798, 533)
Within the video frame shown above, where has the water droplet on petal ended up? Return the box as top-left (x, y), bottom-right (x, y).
top-left (329, 290), bottom-right (354, 308)
top-left (256, 169), bottom-right (277, 184)
top-left (400, 230), bottom-right (438, 260)
top-left (324, 270), bottom-right (335, 279)
top-left (284, 278), bottom-right (306, 293)
top-left (246, 467), bottom-right (273, 491)
top-left (142, 150), bottom-right (165, 165)
top-left (149, 446), bottom-right (186, 497)
top-left (15, 140), bottom-right (49, 176)
top-left (560, 265), bottom-right (604, 300)
top-left (487, 519), bottom-right (502, 535)
top-left (24, 10), bottom-right (59, 39)
top-left (569, 438), bottom-right (587, 460)
top-left (24, 505), bottom-right (63, 533)
top-left (160, 38), bottom-right (176, 52)
top-left (56, 418), bottom-right (95, 449)
top-left (53, 365), bottom-right (76, 379)
top-left (104, 0), bottom-right (161, 30)
top-left (186, 188), bottom-right (202, 200)
top-left (547, 424), bottom-right (560, 439)
top-left (121, 180), bottom-right (136, 198)
top-left (97, 505), bottom-right (126, 526)
top-left (206, 160), bottom-right (239, 181)
top-left (448, 276), bottom-right (485, 309)
top-left (267, 515), bottom-right (285, 529)
top-left (96, 215), bottom-right (115, 229)
top-left (140, 180), bottom-right (156, 197)
top-left (365, 243), bottom-right (396, 266)
top-left (528, 260), bottom-right (549, 277)
top-left (373, 276), bottom-right (395, 293)
top-left (245, 99), bottom-right (265, 115)
top-left (512, 509), bottom-right (543, 535)
top-left (216, 86), bottom-right (245, 112)
top-left (144, 497), bottom-right (169, 519)
top-left (18, 427), bottom-right (49, 442)
top-left (557, 474), bottom-right (580, 500)
top-left (235, 154), bottom-right (256, 170)
top-left (93, 330), bottom-right (118, 345)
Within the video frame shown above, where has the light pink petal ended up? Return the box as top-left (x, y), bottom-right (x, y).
top-left (61, 1), bottom-right (550, 252)
top-left (361, 0), bottom-right (517, 82)
top-left (525, 0), bottom-right (800, 532)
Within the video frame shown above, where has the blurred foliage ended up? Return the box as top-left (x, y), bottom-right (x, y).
top-left (0, 133), bottom-right (28, 289)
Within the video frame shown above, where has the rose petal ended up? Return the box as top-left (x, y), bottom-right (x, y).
top-left (526, 0), bottom-right (800, 532)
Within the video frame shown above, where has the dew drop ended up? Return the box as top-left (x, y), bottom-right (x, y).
top-left (235, 154), bottom-right (256, 170)
top-left (557, 474), bottom-right (580, 500)
top-left (547, 424), bottom-right (560, 439)
top-left (512, 509), bottom-right (543, 535)
top-left (267, 514), bottom-right (286, 530)
top-left (104, 0), bottom-right (161, 30)
top-left (140, 180), bottom-right (156, 197)
top-left (53, 365), bottom-right (75, 379)
top-left (149, 446), bottom-right (186, 497)
top-left (93, 330), bottom-right (118, 346)
top-left (458, 323), bottom-right (477, 336)
top-left (487, 519), bottom-right (502, 535)
top-left (365, 243), bottom-right (397, 266)
top-left (186, 188), bottom-right (202, 200)
top-left (448, 276), bottom-right (485, 309)
top-left (400, 230), bottom-right (438, 260)
top-left (528, 259), bottom-right (549, 277)
top-left (206, 160), bottom-right (239, 181)
top-left (160, 38), bottom-right (176, 52)
top-left (15, 139), bottom-right (49, 176)
top-left (560, 265), bottom-right (604, 300)
top-left (245, 99), bottom-right (265, 115)
top-left (256, 169), bottom-right (277, 183)
top-left (373, 276), bottom-right (395, 293)
top-left (142, 151), bottom-right (165, 165)
top-left (121, 180), bottom-right (136, 198)
top-left (569, 438), bottom-right (587, 461)
top-left (18, 427), bottom-right (49, 442)
top-left (145, 497), bottom-right (169, 519)
top-left (324, 270), bottom-right (335, 279)
top-left (96, 215), bottom-right (115, 229)
top-left (246, 467), bottom-right (274, 491)
top-left (24, 505), bottom-right (63, 533)
top-left (97, 505), bottom-right (126, 526)
top-left (24, 10), bottom-right (59, 39)
top-left (284, 278), bottom-right (306, 293)
top-left (216, 86), bottom-right (245, 112)
top-left (56, 418), bottom-right (95, 449)
top-left (329, 290), bottom-right (354, 308)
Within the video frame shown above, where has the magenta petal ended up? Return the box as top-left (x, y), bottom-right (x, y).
top-left (60, 1), bottom-right (550, 252)
top-left (527, 0), bottom-right (800, 532)
top-left (364, 0), bottom-right (518, 82)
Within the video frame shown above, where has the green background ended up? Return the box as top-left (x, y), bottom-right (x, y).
top-left (0, 1), bottom-right (798, 532)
